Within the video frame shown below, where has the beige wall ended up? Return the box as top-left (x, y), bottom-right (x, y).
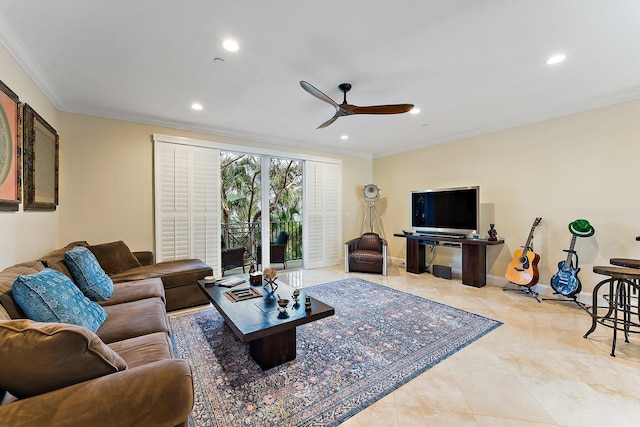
top-left (375, 99), bottom-right (640, 294)
top-left (0, 42), bottom-right (60, 268)
top-left (58, 112), bottom-right (372, 254)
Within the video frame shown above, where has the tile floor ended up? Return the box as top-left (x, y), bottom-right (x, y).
top-left (275, 264), bottom-right (640, 427)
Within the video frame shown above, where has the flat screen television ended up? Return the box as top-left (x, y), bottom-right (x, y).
top-left (410, 186), bottom-right (479, 236)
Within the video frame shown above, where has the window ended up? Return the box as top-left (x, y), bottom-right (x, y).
top-left (153, 134), bottom-right (341, 274)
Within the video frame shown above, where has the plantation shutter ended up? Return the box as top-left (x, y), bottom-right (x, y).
top-left (155, 142), bottom-right (190, 261)
top-left (304, 160), bottom-right (342, 269)
top-left (190, 146), bottom-right (220, 267)
top-left (154, 140), bottom-right (220, 273)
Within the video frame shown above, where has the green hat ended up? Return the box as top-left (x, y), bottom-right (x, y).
top-left (568, 219), bottom-right (594, 237)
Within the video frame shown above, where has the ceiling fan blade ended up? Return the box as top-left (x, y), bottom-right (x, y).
top-left (317, 113), bottom-right (340, 129)
top-left (348, 104), bottom-right (415, 115)
top-left (300, 81), bottom-right (338, 108)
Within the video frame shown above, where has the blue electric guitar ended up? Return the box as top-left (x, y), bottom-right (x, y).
top-left (550, 235), bottom-right (581, 297)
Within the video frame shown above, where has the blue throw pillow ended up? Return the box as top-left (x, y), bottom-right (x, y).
top-left (64, 246), bottom-right (114, 301)
top-left (274, 231), bottom-right (289, 245)
top-left (12, 269), bottom-right (107, 332)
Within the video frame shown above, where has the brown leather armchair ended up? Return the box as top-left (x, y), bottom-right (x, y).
top-left (345, 232), bottom-right (388, 276)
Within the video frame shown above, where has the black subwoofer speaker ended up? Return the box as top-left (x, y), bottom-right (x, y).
top-left (433, 265), bottom-right (452, 280)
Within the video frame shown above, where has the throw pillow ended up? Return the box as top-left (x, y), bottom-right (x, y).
top-left (64, 246), bottom-right (114, 301)
top-left (88, 240), bottom-right (141, 275)
top-left (274, 231), bottom-right (289, 245)
top-left (12, 268), bottom-right (108, 332)
top-left (0, 320), bottom-right (126, 398)
top-left (0, 260), bottom-right (46, 319)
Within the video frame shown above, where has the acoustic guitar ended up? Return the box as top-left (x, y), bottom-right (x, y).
top-left (550, 234), bottom-right (581, 297)
top-left (505, 217), bottom-right (542, 287)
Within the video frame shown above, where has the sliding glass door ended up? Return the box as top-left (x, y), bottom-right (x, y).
top-left (220, 151), bottom-right (262, 274)
top-left (267, 157), bottom-right (303, 270)
top-left (219, 152), bottom-right (303, 273)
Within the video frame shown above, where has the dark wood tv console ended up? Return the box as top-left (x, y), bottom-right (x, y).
top-left (394, 233), bottom-right (504, 287)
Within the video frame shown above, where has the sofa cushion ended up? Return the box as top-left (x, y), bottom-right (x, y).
top-left (108, 332), bottom-right (173, 368)
top-left (0, 261), bottom-right (45, 319)
top-left (109, 259), bottom-right (212, 288)
top-left (89, 240), bottom-right (141, 275)
top-left (0, 320), bottom-right (127, 399)
top-left (97, 297), bottom-right (169, 344)
top-left (133, 250), bottom-right (155, 266)
top-left (64, 246), bottom-right (114, 301)
top-left (45, 256), bottom-right (73, 280)
top-left (98, 277), bottom-right (166, 306)
top-left (38, 241), bottom-right (90, 266)
top-left (12, 268), bottom-right (107, 333)
top-left (359, 233), bottom-right (382, 251)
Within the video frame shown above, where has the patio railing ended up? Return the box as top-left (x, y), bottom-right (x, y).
top-left (221, 220), bottom-right (302, 264)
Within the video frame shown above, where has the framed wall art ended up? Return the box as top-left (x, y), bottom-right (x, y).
top-left (0, 80), bottom-right (21, 212)
top-left (23, 103), bottom-right (59, 211)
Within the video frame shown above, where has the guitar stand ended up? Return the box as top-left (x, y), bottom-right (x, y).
top-left (541, 293), bottom-right (589, 313)
top-left (503, 282), bottom-right (541, 303)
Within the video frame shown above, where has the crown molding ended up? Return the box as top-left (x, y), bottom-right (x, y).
top-left (0, 11), bottom-right (63, 107)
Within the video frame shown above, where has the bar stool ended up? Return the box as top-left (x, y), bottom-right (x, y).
top-left (610, 258), bottom-right (640, 269)
top-left (610, 258), bottom-right (640, 296)
top-left (584, 266), bottom-right (640, 356)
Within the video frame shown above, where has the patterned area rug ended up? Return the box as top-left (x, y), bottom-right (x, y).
top-left (170, 277), bottom-right (501, 426)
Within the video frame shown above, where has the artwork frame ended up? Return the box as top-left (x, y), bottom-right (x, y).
top-left (0, 80), bottom-right (21, 212)
top-left (23, 103), bottom-right (59, 211)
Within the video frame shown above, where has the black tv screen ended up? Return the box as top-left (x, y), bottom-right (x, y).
top-left (410, 186), bottom-right (479, 234)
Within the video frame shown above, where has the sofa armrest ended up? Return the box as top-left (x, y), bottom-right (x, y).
top-left (0, 359), bottom-right (193, 427)
top-left (133, 251), bottom-right (155, 266)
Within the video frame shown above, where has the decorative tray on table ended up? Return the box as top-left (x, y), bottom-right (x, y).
top-left (224, 287), bottom-right (262, 303)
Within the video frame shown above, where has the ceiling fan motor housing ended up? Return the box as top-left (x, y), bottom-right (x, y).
top-left (338, 83), bottom-right (352, 93)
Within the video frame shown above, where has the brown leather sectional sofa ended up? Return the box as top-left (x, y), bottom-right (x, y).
top-left (43, 240), bottom-right (213, 311)
top-left (0, 241), bottom-right (212, 426)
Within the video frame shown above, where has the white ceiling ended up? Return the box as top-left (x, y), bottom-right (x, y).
top-left (1, 1), bottom-right (640, 158)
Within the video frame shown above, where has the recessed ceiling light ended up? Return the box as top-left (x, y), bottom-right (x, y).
top-left (222, 39), bottom-right (239, 52)
top-left (191, 103), bottom-right (203, 111)
top-left (546, 54), bottom-right (566, 65)
top-left (340, 135), bottom-right (349, 140)
top-left (410, 107), bottom-right (420, 115)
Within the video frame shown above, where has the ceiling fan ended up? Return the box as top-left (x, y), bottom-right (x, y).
top-left (300, 81), bottom-right (414, 129)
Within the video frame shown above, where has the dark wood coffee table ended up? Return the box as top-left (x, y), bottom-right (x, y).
top-left (198, 277), bottom-right (334, 370)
